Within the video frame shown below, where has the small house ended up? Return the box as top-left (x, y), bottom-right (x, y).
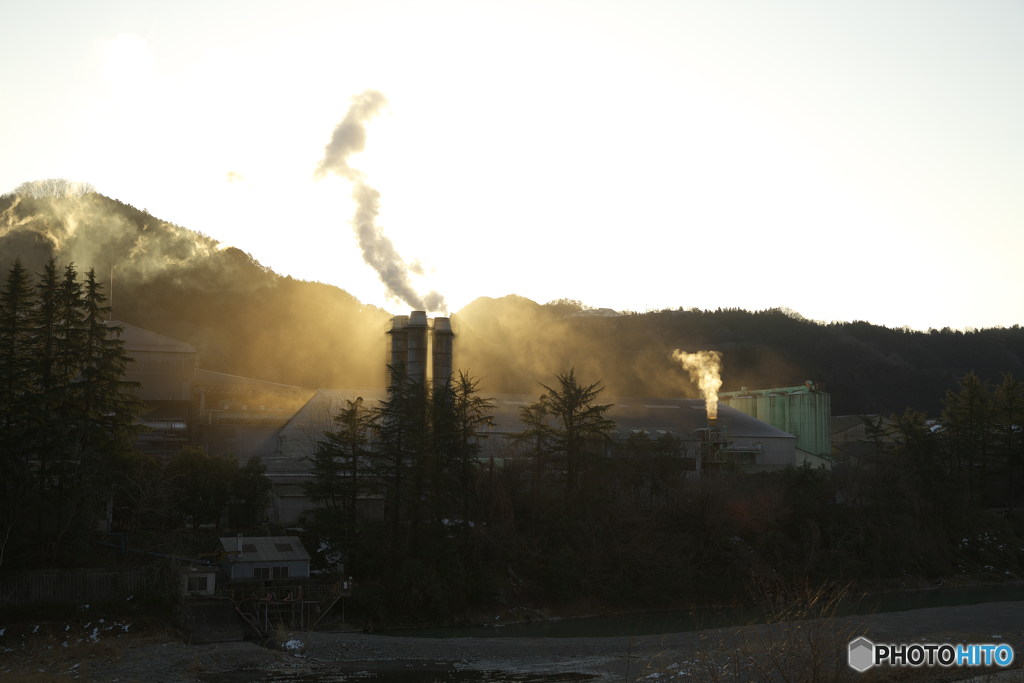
top-left (219, 535), bottom-right (310, 582)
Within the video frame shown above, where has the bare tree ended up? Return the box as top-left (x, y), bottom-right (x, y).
top-left (10, 178), bottom-right (96, 199)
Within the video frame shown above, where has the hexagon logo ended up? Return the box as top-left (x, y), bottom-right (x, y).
top-left (848, 637), bottom-right (875, 672)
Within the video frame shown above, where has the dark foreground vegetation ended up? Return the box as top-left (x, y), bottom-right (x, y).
top-left (3, 188), bottom-right (1024, 414)
top-left (0, 258), bottom-right (271, 571)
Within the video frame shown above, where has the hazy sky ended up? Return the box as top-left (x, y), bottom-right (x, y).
top-left (2, 0), bottom-right (1022, 330)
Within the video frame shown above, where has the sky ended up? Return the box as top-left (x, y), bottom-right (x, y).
top-left (2, 0), bottom-right (1022, 330)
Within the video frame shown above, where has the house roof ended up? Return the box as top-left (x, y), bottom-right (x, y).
top-left (218, 536), bottom-right (311, 563)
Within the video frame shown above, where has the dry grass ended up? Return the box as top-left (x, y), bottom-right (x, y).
top-left (616, 582), bottom-right (1023, 683)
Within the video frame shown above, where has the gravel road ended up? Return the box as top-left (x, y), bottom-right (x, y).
top-left (20, 600), bottom-right (1024, 682)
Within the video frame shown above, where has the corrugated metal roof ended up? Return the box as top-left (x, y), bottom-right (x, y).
top-left (107, 321), bottom-right (196, 354)
top-left (195, 369), bottom-right (307, 392)
top-left (831, 415), bottom-right (869, 434)
top-left (218, 536), bottom-right (311, 562)
top-left (480, 395), bottom-right (794, 440)
top-left (280, 390), bottom-right (794, 446)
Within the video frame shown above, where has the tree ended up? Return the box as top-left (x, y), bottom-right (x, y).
top-left (537, 368), bottom-right (615, 494)
top-left (369, 362), bottom-right (429, 556)
top-left (994, 374), bottom-right (1024, 510)
top-left (10, 178), bottom-right (95, 199)
top-left (434, 371), bottom-right (495, 536)
top-left (232, 455), bottom-right (273, 526)
top-left (304, 397), bottom-right (374, 541)
top-left (511, 400), bottom-right (551, 524)
top-left (169, 447), bottom-right (237, 529)
top-left (0, 259), bottom-right (34, 547)
top-left (941, 372), bottom-right (994, 507)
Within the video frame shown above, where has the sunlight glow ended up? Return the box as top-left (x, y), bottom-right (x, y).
top-left (1, 1), bottom-right (1022, 329)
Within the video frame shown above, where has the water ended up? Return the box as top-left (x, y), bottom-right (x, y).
top-left (202, 667), bottom-right (594, 682)
top-left (381, 583), bottom-right (1024, 639)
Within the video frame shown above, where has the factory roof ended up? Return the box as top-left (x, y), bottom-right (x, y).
top-left (218, 536), bottom-right (310, 563)
top-left (284, 389), bottom-right (794, 442)
top-left (195, 369), bottom-right (309, 394)
top-left (107, 321), bottom-right (196, 354)
top-left (486, 395), bottom-right (794, 440)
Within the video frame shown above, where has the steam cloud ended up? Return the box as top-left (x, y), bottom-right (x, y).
top-left (314, 89), bottom-right (447, 314)
top-left (672, 350), bottom-right (723, 418)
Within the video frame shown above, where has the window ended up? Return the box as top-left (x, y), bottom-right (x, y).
top-left (187, 576), bottom-right (208, 592)
top-left (253, 567), bottom-right (270, 580)
top-left (274, 543), bottom-right (292, 553)
top-left (272, 566), bottom-right (289, 580)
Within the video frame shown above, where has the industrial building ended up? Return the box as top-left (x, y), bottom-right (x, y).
top-left (720, 382), bottom-right (832, 468)
top-left (110, 314), bottom-right (833, 526)
top-left (831, 414), bottom-right (894, 463)
top-left (108, 320), bottom-right (313, 460)
top-left (258, 388), bottom-right (807, 523)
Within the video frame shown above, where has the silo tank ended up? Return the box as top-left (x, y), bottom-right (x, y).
top-left (756, 393), bottom-right (787, 434)
top-left (729, 395), bottom-right (758, 419)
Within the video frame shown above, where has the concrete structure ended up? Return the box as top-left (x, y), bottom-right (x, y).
top-left (181, 566), bottom-right (217, 596)
top-left (720, 382), bottom-right (832, 458)
top-left (219, 535), bottom-right (310, 582)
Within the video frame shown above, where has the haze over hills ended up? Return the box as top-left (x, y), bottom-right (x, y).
top-left (2, 190), bottom-right (1022, 415)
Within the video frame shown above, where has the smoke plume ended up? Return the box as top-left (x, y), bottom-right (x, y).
top-left (314, 89), bottom-right (447, 314)
top-left (672, 349), bottom-right (723, 418)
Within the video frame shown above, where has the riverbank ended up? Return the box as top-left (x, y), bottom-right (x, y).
top-left (6, 599), bottom-right (1020, 682)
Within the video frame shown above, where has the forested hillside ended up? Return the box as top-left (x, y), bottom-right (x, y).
top-left (0, 191), bottom-right (391, 389)
top-left (2, 190), bottom-right (1022, 415)
top-left (455, 296), bottom-right (1024, 415)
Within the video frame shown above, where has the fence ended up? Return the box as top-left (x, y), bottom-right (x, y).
top-left (0, 569), bottom-right (148, 607)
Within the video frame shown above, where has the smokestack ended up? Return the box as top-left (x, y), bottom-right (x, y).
top-left (237, 533), bottom-right (243, 553)
top-left (386, 314), bottom-right (409, 385)
top-left (406, 311), bottom-right (428, 382)
top-left (431, 317), bottom-right (453, 391)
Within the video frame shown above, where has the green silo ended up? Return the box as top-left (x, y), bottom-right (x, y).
top-left (720, 382), bottom-right (832, 458)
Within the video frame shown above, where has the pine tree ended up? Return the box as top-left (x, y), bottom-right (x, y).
top-left (941, 372), bottom-right (993, 507)
top-left (76, 268), bottom-right (144, 456)
top-left (432, 371), bottom-right (495, 536)
top-left (370, 362), bottom-right (429, 558)
top-left (0, 259), bottom-right (33, 568)
top-left (305, 397), bottom-right (373, 542)
top-left (512, 400), bottom-right (551, 525)
top-left (537, 368), bottom-right (615, 494)
top-left (232, 455), bottom-right (273, 526)
top-left (994, 374), bottom-right (1023, 510)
